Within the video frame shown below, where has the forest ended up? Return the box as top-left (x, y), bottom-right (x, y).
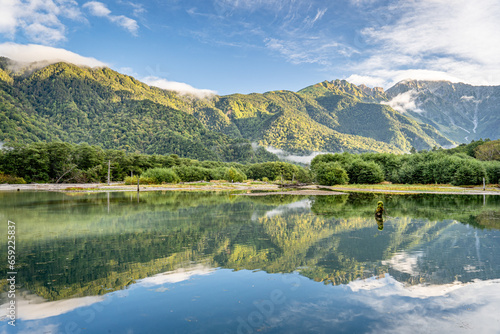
top-left (0, 139), bottom-right (498, 186)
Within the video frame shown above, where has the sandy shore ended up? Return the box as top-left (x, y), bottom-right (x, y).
top-left (1, 182), bottom-right (499, 195)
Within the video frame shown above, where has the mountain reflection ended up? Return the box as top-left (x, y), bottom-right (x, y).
top-left (0, 191), bottom-right (499, 304)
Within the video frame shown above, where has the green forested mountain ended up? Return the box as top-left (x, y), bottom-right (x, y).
top-left (0, 59), bottom-right (455, 160)
top-left (186, 79), bottom-right (454, 154)
top-left (0, 59), bottom-right (274, 163)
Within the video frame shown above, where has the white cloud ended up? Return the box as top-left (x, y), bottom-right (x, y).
top-left (303, 8), bottom-right (328, 28)
top-left (215, 0), bottom-right (290, 13)
top-left (127, 2), bottom-right (147, 17)
top-left (349, 0), bottom-right (378, 7)
top-left (110, 15), bottom-right (139, 34)
top-left (0, 42), bottom-right (108, 69)
top-left (345, 74), bottom-right (386, 88)
top-left (0, 0), bottom-right (83, 44)
top-left (24, 22), bottom-right (65, 44)
top-left (83, 1), bottom-right (111, 16)
top-left (381, 90), bottom-right (423, 114)
top-left (143, 76), bottom-right (217, 98)
top-left (0, 0), bottom-right (19, 37)
top-left (266, 38), bottom-right (358, 66)
top-left (350, 0), bottom-right (500, 87)
top-left (83, 1), bottom-right (139, 36)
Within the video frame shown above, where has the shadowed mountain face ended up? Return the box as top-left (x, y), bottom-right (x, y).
top-left (0, 60), bottom-right (456, 158)
top-left (386, 80), bottom-right (500, 143)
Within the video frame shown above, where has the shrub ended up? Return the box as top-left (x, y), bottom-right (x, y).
top-left (223, 167), bottom-right (246, 182)
top-left (314, 162), bottom-right (349, 186)
top-left (311, 152), bottom-right (354, 170)
top-left (396, 162), bottom-right (423, 184)
top-left (245, 161), bottom-right (308, 182)
top-left (346, 160), bottom-right (384, 184)
top-left (172, 166), bottom-right (212, 182)
top-left (452, 160), bottom-right (487, 186)
top-left (141, 168), bottom-right (180, 184)
top-left (124, 175), bottom-right (156, 185)
top-left (423, 156), bottom-right (462, 184)
top-left (484, 161), bottom-right (500, 185)
top-left (208, 167), bottom-right (228, 181)
top-left (0, 172), bottom-right (27, 184)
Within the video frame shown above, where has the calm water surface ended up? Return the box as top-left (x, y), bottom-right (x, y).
top-left (1, 191), bottom-right (500, 333)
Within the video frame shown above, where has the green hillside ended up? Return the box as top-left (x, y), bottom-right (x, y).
top-left (0, 59), bottom-right (455, 159)
top-left (195, 81), bottom-right (453, 154)
top-left (0, 60), bottom-right (274, 163)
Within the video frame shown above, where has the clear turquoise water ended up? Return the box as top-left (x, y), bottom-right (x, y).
top-left (1, 191), bottom-right (499, 333)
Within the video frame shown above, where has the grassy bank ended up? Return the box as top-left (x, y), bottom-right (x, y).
top-left (2, 181), bottom-right (499, 195)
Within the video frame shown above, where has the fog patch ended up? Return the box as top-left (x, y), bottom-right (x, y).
top-left (382, 90), bottom-right (423, 113)
top-left (0, 42), bottom-right (108, 72)
top-left (265, 146), bottom-right (330, 165)
top-left (143, 76), bottom-right (217, 99)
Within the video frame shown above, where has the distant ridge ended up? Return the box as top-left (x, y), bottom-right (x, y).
top-left (386, 80), bottom-right (500, 143)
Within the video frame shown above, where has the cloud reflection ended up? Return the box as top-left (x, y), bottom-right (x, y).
top-left (261, 274), bottom-right (500, 333)
top-left (264, 199), bottom-right (312, 219)
top-left (0, 294), bottom-right (104, 321)
top-left (136, 264), bottom-right (215, 286)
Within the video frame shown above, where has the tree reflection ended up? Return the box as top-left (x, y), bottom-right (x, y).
top-left (1, 191), bottom-right (500, 302)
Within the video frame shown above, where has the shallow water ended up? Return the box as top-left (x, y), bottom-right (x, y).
top-left (1, 191), bottom-right (499, 333)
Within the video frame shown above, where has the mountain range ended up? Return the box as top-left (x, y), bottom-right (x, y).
top-left (0, 57), bottom-right (498, 162)
top-left (385, 80), bottom-right (500, 143)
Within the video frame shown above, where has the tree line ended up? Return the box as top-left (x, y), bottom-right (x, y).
top-left (0, 141), bottom-right (310, 184)
top-left (311, 139), bottom-right (500, 186)
top-left (0, 140), bottom-right (499, 185)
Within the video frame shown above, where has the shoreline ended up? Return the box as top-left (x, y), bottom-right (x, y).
top-left (1, 182), bottom-right (499, 195)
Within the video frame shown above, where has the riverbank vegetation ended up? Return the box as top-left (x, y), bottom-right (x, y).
top-left (0, 140), bottom-right (498, 186)
top-left (312, 140), bottom-right (500, 186)
top-left (0, 141), bottom-right (311, 184)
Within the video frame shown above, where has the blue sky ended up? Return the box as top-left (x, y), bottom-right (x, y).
top-left (1, 0), bottom-right (500, 96)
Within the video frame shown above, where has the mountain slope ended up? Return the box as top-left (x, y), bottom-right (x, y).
top-left (297, 80), bottom-right (454, 151)
top-left (192, 80), bottom-right (454, 154)
top-left (386, 80), bottom-right (500, 143)
top-left (0, 61), bottom-right (276, 163)
top-left (0, 59), bottom-right (456, 158)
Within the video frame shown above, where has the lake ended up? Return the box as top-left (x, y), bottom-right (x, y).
top-left (1, 191), bottom-right (500, 333)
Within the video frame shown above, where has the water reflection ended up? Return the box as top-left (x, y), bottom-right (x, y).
top-left (0, 191), bottom-right (499, 332)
